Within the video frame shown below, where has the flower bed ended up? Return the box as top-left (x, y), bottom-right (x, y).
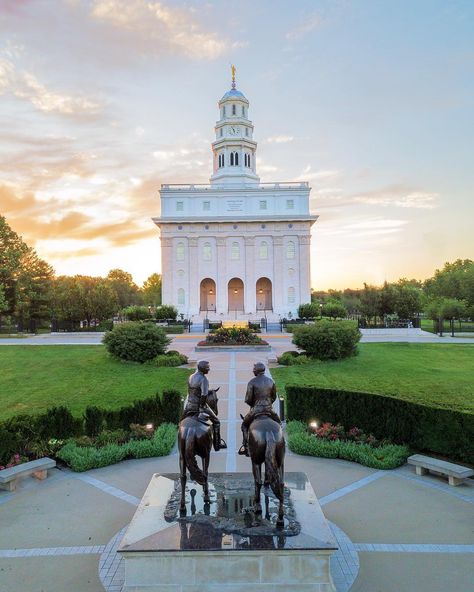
top-left (287, 421), bottom-right (409, 469)
top-left (0, 453), bottom-right (28, 471)
top-left (202, 326), bottom-right (267, 346)
top-left (57, 423), bottom-right (177, 472)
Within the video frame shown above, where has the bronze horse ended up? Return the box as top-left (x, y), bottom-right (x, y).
top-left (248, 415), bottom-right (286, 528)
top-left (178, 388), bottom-right (219, 511)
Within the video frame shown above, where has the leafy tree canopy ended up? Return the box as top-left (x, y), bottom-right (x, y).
top-left (142, 273), bottom-right (162, 307)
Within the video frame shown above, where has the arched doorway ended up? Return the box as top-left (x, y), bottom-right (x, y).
top-left (256, 277), bottom-right (272, 311)
top-left (200, 278), bottom-right (216, 312)
top-left (228, 278), bottom-right (244, 311)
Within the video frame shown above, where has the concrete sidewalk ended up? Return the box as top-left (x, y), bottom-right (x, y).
top-left (0, 344), bottom-right (473, 591)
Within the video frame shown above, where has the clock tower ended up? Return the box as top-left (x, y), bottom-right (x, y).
top-left (210, 68), bottom-right (259, 185)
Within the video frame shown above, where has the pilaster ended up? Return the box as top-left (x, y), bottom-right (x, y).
top-left (244, 237), bottom-right (256, 313)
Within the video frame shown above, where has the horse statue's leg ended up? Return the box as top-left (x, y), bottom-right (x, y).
top-left (202, 452), bottom-right (210, 503)
top-left (179, 433), bottom-right (187, 513)
top-left (252, 460), bottom-right (263, 515)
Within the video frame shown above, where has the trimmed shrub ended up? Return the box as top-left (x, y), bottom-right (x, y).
top-left (58, 423), bottom-right (177, 471)
top-left (285, 385), bottom-right (474, 463)
top-left (103, 322), bottom-right (171, 363)
top-left (286, 421), bottom-right (409, 469)
top-left (84, 406), bottom-right (106, 437)
top-left (122, 305), bottom-right (152, 321)
top-left (298, 303), bottom-right (320, 319)
top-left (165, 325), bottom-right (185, 334)
top-left (39, 406), bottom-right (82, 439)
top-left (155, 305), bottom-right (178, 321)
top-left (277, 351), bottom-right (310, 366)
top-left (95, 429), bottom-right (130, 447)
top-left (160, 389), bottom-right (183, 426)
top-left (151, 354), bottom-right (187, 367)
top-left (292, 320), bottom-right (361, 360)
top-left (322, 302), bottom-right (348, 320)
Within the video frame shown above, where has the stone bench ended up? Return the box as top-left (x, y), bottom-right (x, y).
top-left (408, 454), bottom-right (473, 486)
top-left (0, 457), bottom-right (56, 492)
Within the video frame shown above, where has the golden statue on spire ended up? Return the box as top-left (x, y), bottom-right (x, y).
top-left (231, 64), bottom-right (236, 89)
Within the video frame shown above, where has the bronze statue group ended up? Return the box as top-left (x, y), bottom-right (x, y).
top-left (178, 360), bottom-right (286, 527)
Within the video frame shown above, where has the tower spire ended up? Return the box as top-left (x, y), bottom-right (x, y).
top-left (231, 64), bottom-right (236, 89)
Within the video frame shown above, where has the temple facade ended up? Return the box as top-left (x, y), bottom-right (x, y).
top-left (153, 72), bottom-right (317, 319)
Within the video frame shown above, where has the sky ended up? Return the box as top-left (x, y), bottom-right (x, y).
top-left (0, 0), bottom-right (473, 290)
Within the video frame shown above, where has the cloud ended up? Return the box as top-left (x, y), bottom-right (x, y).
top-left (90, 0), bottom-right (229, 59)
top-left (318, 217), bottom-right (408, 238)
top-left (0, 56), bottom-right (101, 116)
top-left (352, 185), bottom-right (439, 209)
top-left (294, 166), bottom-right (340, 182)
top-left (286, 12), bottom-right (324, 41)
top-left (264, 135), bottom-right (294, 144)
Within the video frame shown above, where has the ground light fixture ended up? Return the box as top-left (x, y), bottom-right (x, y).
top-left (145, 423), bottom-right (154, 430)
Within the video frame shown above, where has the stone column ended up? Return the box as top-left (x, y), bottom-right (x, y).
top-left (160, 237), bottom-right (173, 306)
top-left (273, 236), bottom-right (284, 315)
top-left (244, 236), bottom-right (256, 314)
top-left (216, 237), bottom-right (227, 314)
top-left (299, 234), bottom-right (311, 305)
top-left (188, 238), bottom-right (199, 315)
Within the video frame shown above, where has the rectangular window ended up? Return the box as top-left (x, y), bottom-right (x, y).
top-left (203, 201), bottom-right (210, 211)
top-left (176, 201), bottom-right (184, 211)
top-left (286, 199), bottom-right (294, 209)
top-left (245, 128), bottom-right (249, 136)
top-left (259, 200), bottom-right (267, 210)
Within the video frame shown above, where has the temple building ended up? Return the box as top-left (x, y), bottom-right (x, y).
top-left (153, 69), bottom-right (317, 321)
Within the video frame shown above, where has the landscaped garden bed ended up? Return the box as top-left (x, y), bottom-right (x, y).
top-left (196, 326), bottom-right (270, 351)
top-left (287, 421), bottom-right (409, 469)
top-left (0, 390), bottom-right (183, 469)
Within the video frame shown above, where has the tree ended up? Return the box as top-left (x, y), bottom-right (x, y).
top-left (425, 297), bottom-right (467, 321)
top-left (424, 260), bottom-right (474, 308)
top-left (322, 301), bottom-right (348, 320)
top-left (0, 215), bottom-right (29, 314)
top-left (15, 249), bottom-right (54, 322)
top-left (106, 269), bottom-right (141, 310)
top-left (378, 282), bottom-right (398, 318)
top-left (394, 284), bottom-right (422, 319)
top-left (51, 275), bottom-right (117, 326)
top-left (0, 283), bottom-right (7, 314)
top-left (359, 284), bottom-right (381, 325)
top-left (142, 273), bottom-right (162, 307)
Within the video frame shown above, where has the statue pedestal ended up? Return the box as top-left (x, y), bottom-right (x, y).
top-left (118, 472), bottom-right (337, 592)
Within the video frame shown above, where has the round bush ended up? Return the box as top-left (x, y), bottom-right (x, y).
top-left (292, 320), bottom-right (361, 360)
top-left (151, 353), bottom-right (188, 367)
top-left (103, 322), bottom-right (171, 363)
top-left (277, 351), bottom-right (309, 366)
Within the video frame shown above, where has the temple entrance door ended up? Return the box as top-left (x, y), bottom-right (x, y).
top-left (256, 277), bottom-right (273, 311)
top-left (227, 278), bottom-right (244, 311)
top-left (200, 278), bottom-right (216, 312)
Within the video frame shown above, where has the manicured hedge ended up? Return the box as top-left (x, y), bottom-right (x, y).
top-left (0, 390), bottom-right (182, 465)
top-left (58, 423), bottom-right (177, 472)
top-left (285, 385), bottom-right (474, 463)
top-left (286, 421), bottom-right (409, 469)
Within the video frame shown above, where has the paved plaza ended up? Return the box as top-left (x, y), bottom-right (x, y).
top-left (1, 340), bottom-right (473, 591)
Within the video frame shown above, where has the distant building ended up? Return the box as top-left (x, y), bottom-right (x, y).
top-left (153, 71), bottom-right (317, 320)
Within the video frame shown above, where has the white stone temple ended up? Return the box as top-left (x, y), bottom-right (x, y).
top-left (153, 69), bottom-right (317, 321)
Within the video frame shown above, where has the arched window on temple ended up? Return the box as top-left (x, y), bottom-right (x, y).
top-left (231, 242), bottom-right (240, 260)
top-left (287, 241), bottom-right (296, 259)
top-left (176, 242), bottom-right (185, 261)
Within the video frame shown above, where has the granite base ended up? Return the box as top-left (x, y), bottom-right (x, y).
top-left (118, 472), bottom-right (337, 592)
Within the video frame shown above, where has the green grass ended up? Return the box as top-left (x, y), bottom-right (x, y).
top-left (0, 345), bottom-right (191, 420)
top-left (272, 343), bottom-right (474, 414)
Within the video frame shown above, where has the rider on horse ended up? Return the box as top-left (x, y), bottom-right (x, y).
top-left (181, 360), bottom-right (227, 452)
top-left (238, 362), bottom-right (281, 457)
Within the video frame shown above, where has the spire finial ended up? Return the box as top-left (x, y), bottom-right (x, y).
top-left (231, 64), bottom-right (236, 89)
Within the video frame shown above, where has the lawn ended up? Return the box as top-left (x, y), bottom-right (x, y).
top-left (272, 343), bottom-right (474, 414)
top-left (0, 346), bottom-right (191, 421)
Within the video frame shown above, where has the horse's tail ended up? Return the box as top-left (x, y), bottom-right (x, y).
top-left (265, 434), bottom-right (283, 498)
top-left (184, 434), bottom-right (206, 485)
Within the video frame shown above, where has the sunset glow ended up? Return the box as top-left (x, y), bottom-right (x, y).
top-left (1, 1), bottom-right (473, 289)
